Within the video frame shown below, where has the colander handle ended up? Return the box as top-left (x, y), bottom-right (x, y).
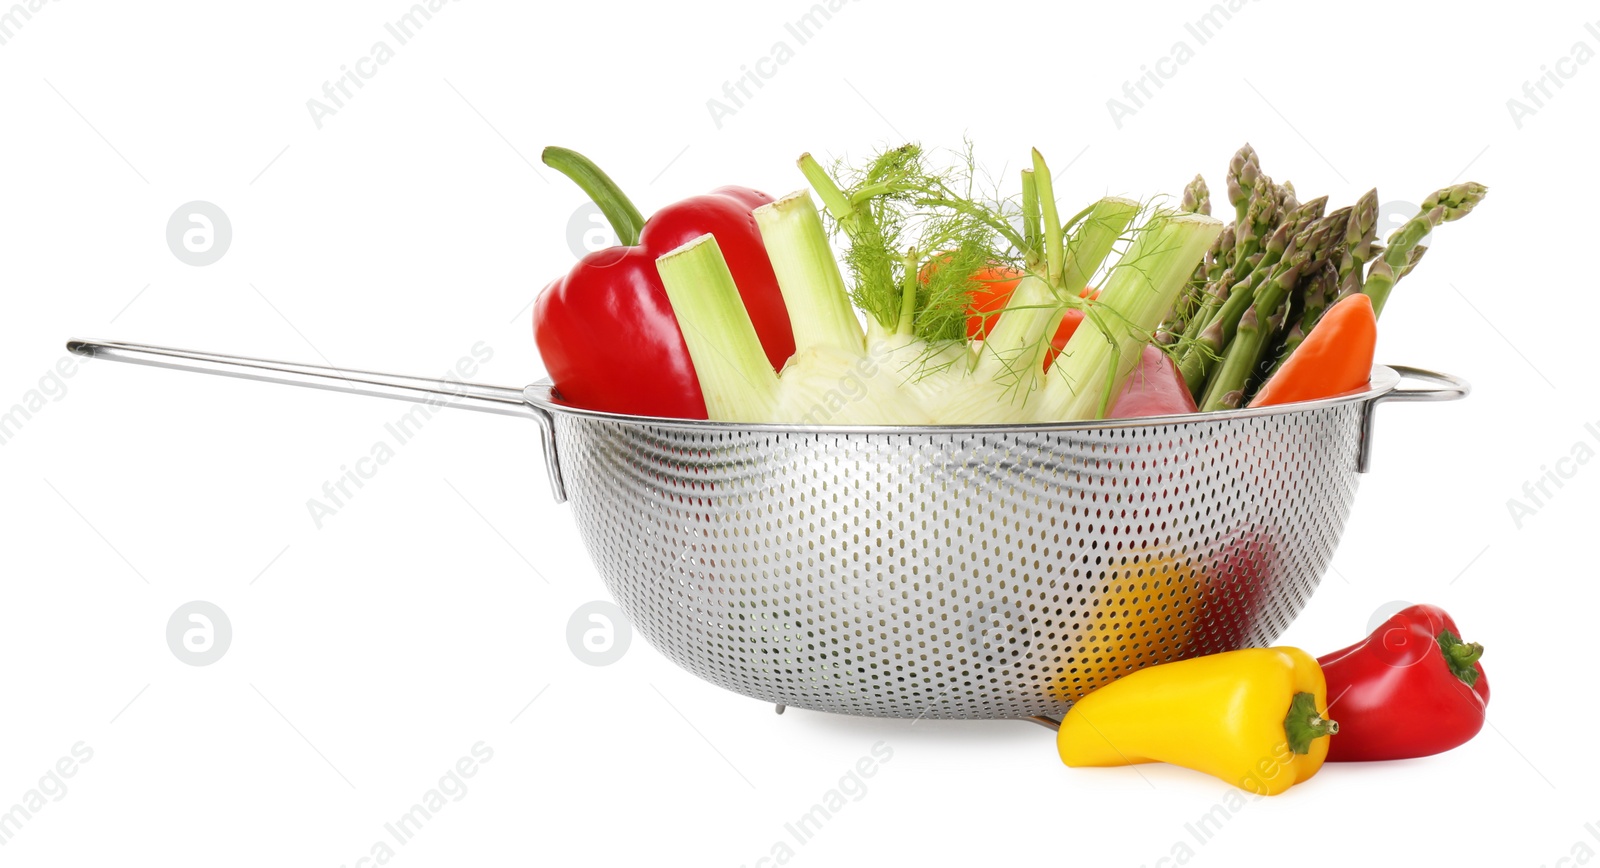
top-left (1375, 365), bottom-right (1471, 404)
top-left (1358, 364), bottom-right (1471, 472)
top-left (65, 338), bottom-right (567, 503)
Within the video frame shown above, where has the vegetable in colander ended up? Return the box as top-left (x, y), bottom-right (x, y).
top-left (1250, 293), bottom-right (1377, 408)
top-left (657, 145), bottom-right (1222, 424)
top-left (1167, 144), bottom-right (1487, 407)
top-left (531, 147), bottom-right (794, 419)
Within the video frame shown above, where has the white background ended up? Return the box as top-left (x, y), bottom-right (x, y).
top-left (1, 1), bottom-right (1593, 865)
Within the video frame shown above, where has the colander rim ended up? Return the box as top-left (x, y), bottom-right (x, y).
top-left (522, 364), bottom-right (1403, 434)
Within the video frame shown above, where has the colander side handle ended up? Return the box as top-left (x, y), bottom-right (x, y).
top-left (65, 338), bottom-right (568, 503)
top-left (1358, 365), bottom-right (1471, 472)
top-left (1375, 365), bottom-right (1471, 404)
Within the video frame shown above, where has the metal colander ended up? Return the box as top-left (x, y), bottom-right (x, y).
top-left (67, 340), bottom-right (1468, 720)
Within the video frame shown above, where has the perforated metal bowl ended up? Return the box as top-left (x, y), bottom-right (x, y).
top-left (529, 365), bottom-right (1466, 719)
top-left (67, 340), bottom-right (1467, 720)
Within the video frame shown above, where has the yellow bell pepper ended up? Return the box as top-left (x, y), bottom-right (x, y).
top-left (1050, 547), bottom-right (1204, 703)
top-left (1056, 647), bottom-right (1337, 796)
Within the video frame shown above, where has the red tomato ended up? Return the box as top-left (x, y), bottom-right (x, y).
top-left (964, 267), bottom-right (1026, 340)
top-left (941, 263), bottom-right (1098, 372)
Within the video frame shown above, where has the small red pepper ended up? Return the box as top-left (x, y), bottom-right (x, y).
top-left (1317, 603), bottom-right (1489, 762)
top-left (532, 147), bottom-right (794, 418)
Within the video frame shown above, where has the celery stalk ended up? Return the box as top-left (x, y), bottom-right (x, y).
top-left (654, 235), bottom-right (780, 422)
top-left (753, 191), bottom-right (865, 357)
top-left (1042, 212), bottom-right (1223, 420)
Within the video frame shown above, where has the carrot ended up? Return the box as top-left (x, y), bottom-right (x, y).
top-left (1249, 293), bottom-right (1377, 407)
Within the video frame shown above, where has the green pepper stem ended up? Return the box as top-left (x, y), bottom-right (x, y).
top-left (541, 146), bottom-right (647, 246)
top-left (1283, 691), bottom-right (1339, 755)
top-left (1437, 630), bottom-right (1485, 687)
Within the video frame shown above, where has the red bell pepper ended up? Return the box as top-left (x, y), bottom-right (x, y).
top-left (532, 147), bottom-right (794, 418)
top-left (1317, 603), bottom-right (1489, 762)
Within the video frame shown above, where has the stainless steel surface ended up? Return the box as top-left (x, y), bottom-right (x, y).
top-left (1356, 365), bottom-right (1471, 472)
top-left (537, 375), bottom-right (1393, 719)
top-left (520, 367), bottom-right (1410, 433)
top-left (1375, 365), bottom-right (1471, 404)
top-left (68, 338), bottom-right (1468, 720)
top-left (66, 339), bottom-right (566, 503)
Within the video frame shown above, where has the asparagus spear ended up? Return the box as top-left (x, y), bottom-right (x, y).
top-left (1175, 173), bottom-right (1285, 358)
top-left (1363, 182), bottom-right (1486, 316)
top-left (1254, 196), bottom-right (1324, 279)
top-left (1207, 224), bottom-right (1234, 283)
top-left (1164, 174), bottom-right (1215, 343)
top-left (1197, 208), bottom-right (1351, 411)
top-left (1211, 305), bottom-right (1264, 411)
top-left (1257, 287), bottom-right (1296, 384)
top-left (1422, 181), bottom-right (1489, 217)
top-left (1226, 144), bottom-right (1259, 227)
top-left (1182, 174), bottom-right (1212, 216)
top-left (1232, 174), bottom-right (1279, 273)
top-left (1335, 189), bottom-right (1379, 299)
top-left (1176, 196), bottom-right (1327, 394)
top-left (1161, 291), bottom-right (1197, 347)
top-left (1276, 180), bottom-right (1299, 214)
top-left (1266, 260), bottom-right (1338, 379)
top-left (1206, 143), bottom-right (1258, 285)
top-left (1175, 222), bottom-right (1237, 343)
top-left (1399, 244), bottom-right (1428, 279)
